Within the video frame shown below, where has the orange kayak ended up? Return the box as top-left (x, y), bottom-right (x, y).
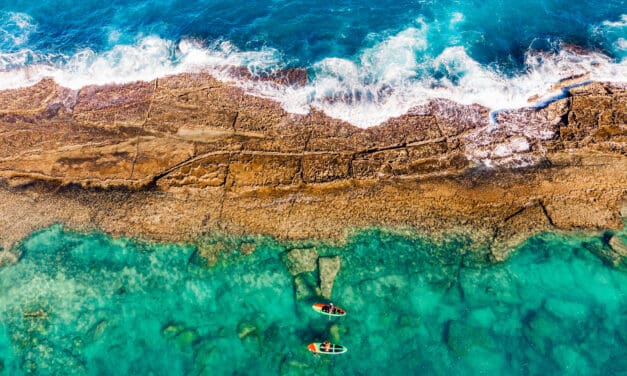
top-left (312, 303), bottom-right (346, 317)
top-left (308, 342), bottom-right (348, 354)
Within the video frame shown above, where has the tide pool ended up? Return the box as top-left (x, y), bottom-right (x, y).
top-left (0, 225), bottom-right (625, 375)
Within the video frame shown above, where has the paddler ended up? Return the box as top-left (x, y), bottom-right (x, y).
top-left (322, 340), bottom-right (331, 352)
top-left (327, 302), bottom-right (334, 314)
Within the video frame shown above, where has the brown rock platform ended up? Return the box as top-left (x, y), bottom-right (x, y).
top-left (0, 73), bottom-right (625, 262)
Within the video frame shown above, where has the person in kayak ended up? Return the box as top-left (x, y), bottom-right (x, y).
top-left (322, 341), bottom-right (332, 352)
top-left (326, 302), bottom-right (334, 314)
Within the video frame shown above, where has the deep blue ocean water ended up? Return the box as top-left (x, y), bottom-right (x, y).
top-left (0, 226), bottom-right (625, 375)
top-left (0, 0), bottom-right (625, 125)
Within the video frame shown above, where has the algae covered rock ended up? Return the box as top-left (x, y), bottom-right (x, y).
top-left (280, 358), bottom-right (311, 375)
top-left (293, 272), bottom-right (319, 301)
top-left (0, 251), bottom-right (18, 267)
top-left (239, 242), bottom-right (256, 256)
top-left (583, 239), bottom-right (623, 267)
top-left (281, 248), bottom-right (318, 275)
top-left (329, 323), bottom-right (348, 343)
top-left (608, 235), bottom-right (627, 257)
top-left (175, 328), bottom-right (200, 348)
top-left (161, 322), bottom-right (200, 348)
top-left (318, 256), bottom-right (341, 299)
top-left (162, 322), bottom-right (186, 339)
top-left (237, 320), bottom-right (258, 340)
top-left (193, 242), bottom-right (228, 267)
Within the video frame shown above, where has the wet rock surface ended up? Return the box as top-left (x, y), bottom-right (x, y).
top-left (0, 74), bottom-right (624, 259)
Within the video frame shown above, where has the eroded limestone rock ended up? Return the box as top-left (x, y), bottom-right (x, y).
top-left (0, 75), bottom-right (624, 260)
top-left (281, 248), bottom-right (318, 276)
top-left (491, 203), bottom-right (553, 261)
top-left (319, 256), bottom-right (341, 299)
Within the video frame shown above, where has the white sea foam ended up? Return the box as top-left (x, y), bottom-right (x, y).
top-left (601, 14), bottom-right (627, 28)
top-left (0, 22), bottom-right (624, 128)
top-left (0, 37), bottom-right (282, 90)
top-left (229, 22), bottom-right (626, 127)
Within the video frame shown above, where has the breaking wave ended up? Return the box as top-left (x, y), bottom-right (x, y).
top-left (0, 12), bottom-right (625, 127)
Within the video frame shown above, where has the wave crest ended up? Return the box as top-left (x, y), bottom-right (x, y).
top-left (0, 24), bottom-right (624, 127)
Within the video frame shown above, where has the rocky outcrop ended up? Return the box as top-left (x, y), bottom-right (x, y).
top-left (491, 202), bottom-right (554, 260)
top-left (318, 256), bottom-right (341, 299)
top-left (608, 235), bottom-right (627, 257)
top-left (281, 248), bottom-right (319, 276)
top-left (0, 74), bottom-right (625, 260)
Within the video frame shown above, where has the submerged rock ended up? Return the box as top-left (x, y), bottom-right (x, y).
top-left (85, 320), bottom-right (109, 342)
top-left (279, 358), bottom-right (310, 376)
top-left (239, 242), bottom-right (256, 256)
top-left (329, 323), bottom-right (348, 343)
top-left (161, 321), bottom-right (200, 348)
top-left (552, 345), bottom-right (591, 374)
top-left (21, 359), bottom-right (37, 374)
top-left (192, 343), bottom-right (217, 375)
top-left (0, 251), bottom-right (18, 267)
top-left (318, 256), bottom-right (341, 299)
top-left (523, 310), bottom-right (561, 355)
top-left (281, 248), bottom-right (318, 276)
top-left (544, 299), bottom-right (589, 321)
top-left (195, 242), bottom-right (227, 267)
top-left (237, 320), bottom-right (258, 340)
top-left (444, 320), bottom-right (491, 356)
top-left (293, 272), bottom-right (319, 301)
top-left (175, 328), bottom-right (200, 348)
top-left (162, 322), bottom-right (186, 339)
top-left (583, 239), bottom-right (624, 267)
top-left (608, 235), bottom-right (627, 257)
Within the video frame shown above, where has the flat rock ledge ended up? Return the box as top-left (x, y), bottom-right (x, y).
top-left (0, 74), bottom-right (625, 264)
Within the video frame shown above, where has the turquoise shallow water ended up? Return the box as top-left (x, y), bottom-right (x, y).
top-left (0, 225), bottom-right (626, 375)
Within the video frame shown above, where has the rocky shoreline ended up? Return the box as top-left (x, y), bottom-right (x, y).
top-left (0, 73), bottom-right (625, 264)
